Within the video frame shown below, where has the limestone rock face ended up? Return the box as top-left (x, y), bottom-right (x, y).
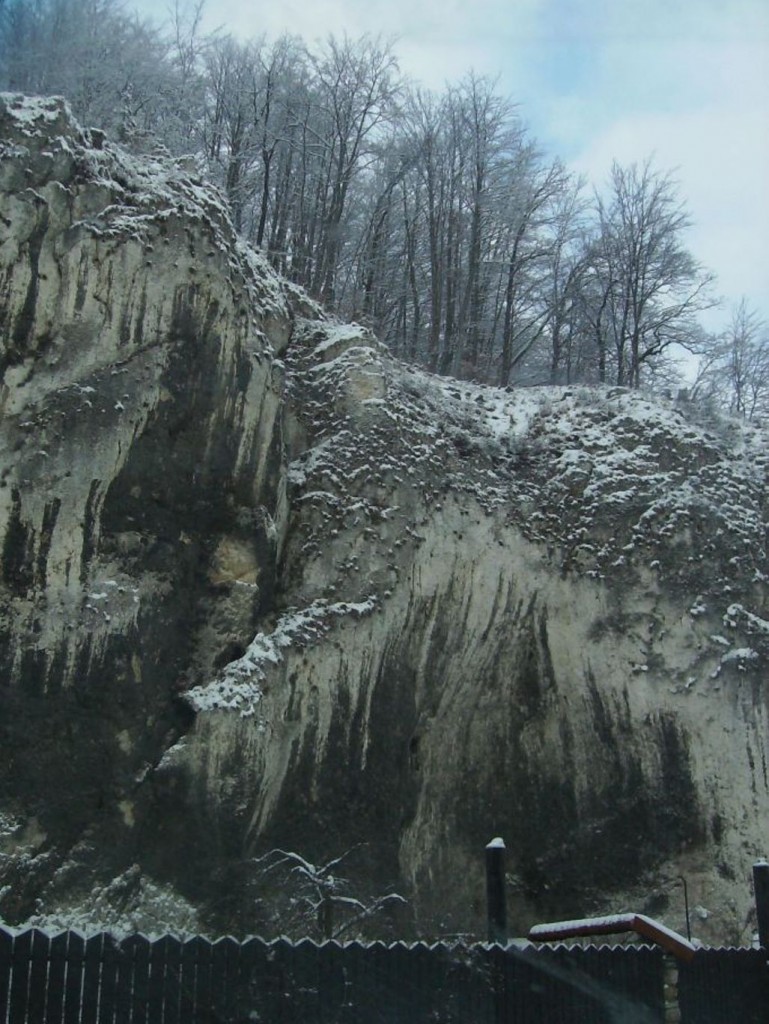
top-left (1, 95), bottom-right (768, 945)
top-left (0, 94), bottom-right (291, 925)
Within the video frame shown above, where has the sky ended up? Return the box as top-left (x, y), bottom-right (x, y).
top-left (136, 0), bottom-right (769, 337)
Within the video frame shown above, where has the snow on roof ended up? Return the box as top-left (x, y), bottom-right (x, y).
top-left (529, 913), bottom-right (697, 961)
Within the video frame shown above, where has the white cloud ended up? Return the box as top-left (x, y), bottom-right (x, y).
top-left (550, 20), bottom-right (769, 332)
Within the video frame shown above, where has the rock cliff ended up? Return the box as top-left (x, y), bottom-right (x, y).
top-left (1, 95), bottom-right (768, 945)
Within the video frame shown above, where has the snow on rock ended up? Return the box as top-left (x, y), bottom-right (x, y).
top-left (1, 95), bottom-right (768, 948)
top-left (169, 311), bottom-right (769, 943)
top-left (0, 94), bottom-right (297, 933)
top-left (185, 597), bottom-right (378, 716)
top-left (26, 866), bottom-right (202, 940)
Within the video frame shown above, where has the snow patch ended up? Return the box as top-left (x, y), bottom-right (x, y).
top-left (186, 597), bottom-right (379, 716)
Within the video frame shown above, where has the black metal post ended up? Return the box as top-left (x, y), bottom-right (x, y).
top-left (753, 860), bottom-right (769, 951)
top-left (486, 837), bottom-right (507, 945)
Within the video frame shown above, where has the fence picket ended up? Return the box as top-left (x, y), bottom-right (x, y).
top-left (112, 935), bottom-right (134, 1024)
top-left (159, 936), bottom-right (182, 1024)
top-left (97, 934), bottom-right (122, 1024)
top-left (27, 929), bottom-right (51, 1022)
top-left (146, 937), bottom-right (169, 1024)
top-left (9, 930), bottom-right (33, 1024)
top-left (123, 936), bottom-right (149, 1024)
top-left (63, 932), bottom-right (85, 1024)
top-left (187, 936), bottom-right (212, 1020)
top-left (80, 934), bottom-right (104, 1024)
top-left (177, 938), bottom-right (199, 1023)
top-left (210, 937), bottom-right (239, 1022)
top-left (238, 938), bottom-right (268, 1023)
top-left (45, 933), bottom-right (69, 1024)
top-left (0, 930), bottom-right (13, 1024)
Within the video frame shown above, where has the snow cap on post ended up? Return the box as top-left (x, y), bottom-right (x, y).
top-left (485, 837), bottom-right (507, 944)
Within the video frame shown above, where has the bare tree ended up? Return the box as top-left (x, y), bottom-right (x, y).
top-left (252, 847), bottom-right (406, 941)
top-left (692, 301), bottom-right (769, 420)
top-left (307, 35), bottom-right (401, 304)
top-left (590, 159), bottom-right (715, 387)
top-left (0, 0), bottom-right (182, 138)
top-left (495, 149), bottom-right (572, 386)
top-left (202, 35), bottom-right (267, 231)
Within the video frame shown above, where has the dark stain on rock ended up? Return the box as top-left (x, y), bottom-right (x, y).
top-left (657, 713), bottom-right (701, 845)
top-left (2, 488), bottom-right (34, 596)
top-left (118, 304), bottom-right (132, 347)
top-left (711, 812), bottom-right (724, 844)
top-left (80, 480), bottom-right (101, 583)
top-left (11, 201), bottom-right (49, 355)
top-left (585, 668), bottom-right (619, 752)
top-left (36, 497), bottom-right (61, 586)
top-left (74, 248), bottom-right (89, 314)
top-left (517, 598), bottom-right (555, 714)
top-left (132, 283), bottom-right (147, 346)
top-left (235, 344), bottom-right (252, 392)
top-left (746, 740), bottom-right (757, 794)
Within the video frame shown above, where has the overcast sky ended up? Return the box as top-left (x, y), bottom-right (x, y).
top-left (138, 0), bottom-right (769, 335)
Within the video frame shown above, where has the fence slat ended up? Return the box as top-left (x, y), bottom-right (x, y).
top-left (10, 930), bottom-right (34, 1022)
top-left (97, 935), bottom-right (122, 1024)
top-left (291, 939), bottom-right (321, 1023)
top-left (0, 930), bottom-right (13, 1024)
top-left (318, 941), bottom-right (347, 1024)
top-left (176, 939), bottom-right (199, 1023)
top-left (123, 936), bottom-right (149, 1024)
top-left (113, 936), bottom-right (135, 1024)
top-left (188, 936), bottom-right (212, 1021)
top-left (45, 933), bottom-right (69, 1024)
top-left (146, 937), bottom-right (170, 1024)
top-left (63, 932), bottom-right (85, 1024)
top-left (27, 929), bottom-right (52, 1022)
top-left (79, 934), bottom-right (104, 1024)
top-left (239, 938), bottom-right (269, 1024)
top-left (159, 936), bottom-right (182, 1024)
top-left (210, 937), bottom-right (239, 1022)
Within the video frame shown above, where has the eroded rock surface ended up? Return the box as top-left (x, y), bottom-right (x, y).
top-left (1, 95), bottom-right (768, 945)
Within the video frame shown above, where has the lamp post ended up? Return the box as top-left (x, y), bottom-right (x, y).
top-left (678, 876), bottom-right (691, 942)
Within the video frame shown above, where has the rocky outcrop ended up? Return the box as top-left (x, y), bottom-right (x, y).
top-left (0, 93), bottom-right (292, 927)
top-left (1, 95), bottom-right (768, 945)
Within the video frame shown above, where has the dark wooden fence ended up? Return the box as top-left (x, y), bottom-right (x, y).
top-left (677, 947), bottom-right (769, 1024)
top-left (1, 926), bottom-right (767, 1023)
